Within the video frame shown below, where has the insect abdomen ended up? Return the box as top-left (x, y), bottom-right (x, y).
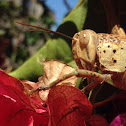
top-left (97, 34), bottom-right (126, 72)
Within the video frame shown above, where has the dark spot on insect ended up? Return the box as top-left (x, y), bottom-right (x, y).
top-left (93, 74), bottom-right (96, 77)
top-left (117, 40), bottom-right (120, 43)
top-left (96, 75), bottom-right (100, 78)
top-left (72, 50), bottom-right (75, 54)
top-left (103, 50), bottom-right (106, 53)
top-left (113, 40), bottom-right (116, 42)
top-left (125, 66), bottom-right (126, 68)
top-left (103, 34), bottom-right (107, 37)
top-left (90, 73), bottom-right (94, 77)
top-left (104, 38), bottom-right (107, 41)
top-left (121, 48), bottom-right (123, 49)
top-left (110, 37), bottom-right (113, 40)
top-left (113, 60), bottom-right (117, 63)
top-left (108, 45), bottom-right (110, 48)
top-left (113, 50), bottom-right (116, 53)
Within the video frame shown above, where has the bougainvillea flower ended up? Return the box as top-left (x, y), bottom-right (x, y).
top-left (110, 113), bottom-right (126, 126)
top-left (47, 85), bottom-right (93, 126)
top-left (86, 115), bottom-right (109, 126)
top-left (0, 69), bottom-right (48, 126)
top-left (0, 62), bottom-right (94, 126)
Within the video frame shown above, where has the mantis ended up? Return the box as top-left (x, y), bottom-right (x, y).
top-left (16, 22), bottom-right (126, 94)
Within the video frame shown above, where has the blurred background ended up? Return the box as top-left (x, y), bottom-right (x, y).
top-left (0, 0), bottom-right (78, 72)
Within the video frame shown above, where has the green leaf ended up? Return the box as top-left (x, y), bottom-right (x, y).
top-left (9, 38), bottom-right (72, 80)
top-left (9, 0), bottom-right (88, 81)
top-left (60, 0), bottom-right (88, 31)
top-left (67, 60), bottom-right (78, 69)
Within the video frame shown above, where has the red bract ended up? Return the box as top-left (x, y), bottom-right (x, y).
top-left (47, 85), bottom-right (93, 126)
top-left (0, 69), bottom-right (48, 126)
top-left (110, 113), bottom-right (126, 126)
top-left (86, 115), bottom-right (109, 126)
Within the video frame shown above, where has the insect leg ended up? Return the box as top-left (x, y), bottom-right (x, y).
top-left (81, 81), bottom-right (100, 95)
top-left (77, 69), bottom-right (111, 82)
top-left (29, 69), bottom-right (111, 94)
top-left (28, 70), bottom-right (78, 94)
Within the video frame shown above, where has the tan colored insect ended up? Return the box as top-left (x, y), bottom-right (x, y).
top-left (16, 22), bottom-right (126, 91)
top-left (72, 29), bottom-right (126, 72)
top-left (72, 29), bottom-right (126, 89)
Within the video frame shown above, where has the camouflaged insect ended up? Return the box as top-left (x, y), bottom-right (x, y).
top-left (16, 22), bottom-right (126, 90)
top-left (72, 30), bottom-right (126, 73)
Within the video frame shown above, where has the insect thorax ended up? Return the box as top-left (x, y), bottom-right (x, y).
top-left (97, 33), bottom-right (126, 73)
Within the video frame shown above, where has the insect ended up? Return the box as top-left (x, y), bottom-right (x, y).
top-left (16, 22), bottom-right (126, 92)
top-left (72, 29), bottom-right (126, 72)
top-left (72, 29), bottom-right (126, 90)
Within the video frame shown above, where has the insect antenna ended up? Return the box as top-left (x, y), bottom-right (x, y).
top-left (16, 22), bottom-right (73, 40)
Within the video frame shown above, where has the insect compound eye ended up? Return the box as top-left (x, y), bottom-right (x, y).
top-left (79, 30), bottom-right (90, 49)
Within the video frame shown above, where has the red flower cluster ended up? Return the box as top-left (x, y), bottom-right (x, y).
top-left (0, 69), bottom-right (48, 126)
top-left (0, 69), bottom-right (111, 126)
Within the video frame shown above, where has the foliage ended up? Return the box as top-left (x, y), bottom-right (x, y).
top-left (9, 0), bottom-right (88, 80)
top-left (0, 0), bottom-right (55, 70)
